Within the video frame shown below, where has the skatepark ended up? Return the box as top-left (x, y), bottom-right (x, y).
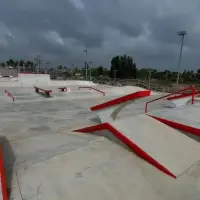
top-left (1, 73), bottom-right (200, 200)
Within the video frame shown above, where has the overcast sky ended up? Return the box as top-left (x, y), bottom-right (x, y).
top-left (0, 0), bottom-right (200, 70)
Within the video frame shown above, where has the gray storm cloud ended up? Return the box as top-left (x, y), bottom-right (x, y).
top-left (0, 0), bottom-right (200, 70)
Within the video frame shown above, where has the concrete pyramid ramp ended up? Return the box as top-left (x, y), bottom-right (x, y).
top-left (111, 114), bottom-right (200, 177)
top-left (75, 114), bottom-right (200, 178)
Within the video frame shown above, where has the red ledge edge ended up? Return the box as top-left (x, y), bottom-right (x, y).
top-left (73, 122), bottom-right (176, 179)
top-left (148, 115), bottom-right (200, 136)
top-left (0, 146), bottom-right (8, 200)
top-left (91, 90), bottom-right (151, 111)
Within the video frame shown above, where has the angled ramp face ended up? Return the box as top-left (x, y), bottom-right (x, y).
top-left (90, 90), bottom-right (151, 123)
top-left (74, 114), bottom-right (200, 178)
top-left (148, 105), bottom-right (200, 136)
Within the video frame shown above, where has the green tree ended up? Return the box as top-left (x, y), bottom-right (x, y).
top-left (109, 55), bottom-right (137, 79)
top-left (97, 66), bottom-right (103, 76)
top-left (0, 62), bottom-right (6, 67)
top-left (57, 65), bottom-right (63, 70)
top-left (19, 60), bottom-right (25, 67)
top-left (6, 59), bottom-right (15, 67)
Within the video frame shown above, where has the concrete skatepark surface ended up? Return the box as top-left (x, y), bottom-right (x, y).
top-left (0, 74), bottom-right (200, 199)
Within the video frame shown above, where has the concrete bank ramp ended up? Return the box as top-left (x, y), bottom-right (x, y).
top-left (19, 74), bottom-right (97, 87)
top-left (18, 74), bottom-right (51, 86)
top-left (110, 114), bottom-right (200, 177)
top-left (75, 114), bottom-right (200, 178)
top-left (15, 138), bottom-right (200, 200)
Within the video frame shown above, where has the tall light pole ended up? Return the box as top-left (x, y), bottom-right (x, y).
top-left (35, 55), bottom-right (42, 74)
top-left (148, 70), bottom-right (152, 90)
top-left (176, 31), bottom-right (187, 84)
top-left (89, 61), bottom-right (92, 80)
top-left (113, 70), bottom-right (118, 83)
top-left (45, 61), bottom-right (49, 74)
top-left (84, 49), bottom-right (88, 81)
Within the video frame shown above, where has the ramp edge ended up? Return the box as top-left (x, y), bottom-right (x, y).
top-left (148, 115), bottom-right (200, 136)
top-left (73, 122), bottom-right (176, 178)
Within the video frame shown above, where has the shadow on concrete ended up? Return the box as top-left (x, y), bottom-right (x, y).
top-left (37, 91), bottom-right (52, 98)
top-left (90, 117), bottom-right (101, 123)
top-left (181, 131), bottom-right (200, 143)
top-left (0, 136), bottom-right (16, 198)
top-left (89, 118), bottom-right (132, 151)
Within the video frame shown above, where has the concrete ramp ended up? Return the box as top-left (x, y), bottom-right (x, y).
top-left (19, 73), bottom-right (51, 86)
top-left (148, 104), bottom-right (200, 136)
top-left (74, 114), bottom-right (200, 178)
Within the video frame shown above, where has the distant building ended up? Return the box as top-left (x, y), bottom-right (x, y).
top-left (0, 67), bottom-right (18, 77)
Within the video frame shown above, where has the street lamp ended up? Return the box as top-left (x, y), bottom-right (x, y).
top-left (34, 55), bottom-right (42, 74)
top-left (113, 70), bottom-right (118, 83)
top-left (176, 31), bottom-right (187, 84)
top-left (45, 61), bottom-right (49, 74)
top-left (84, 49), bottom-right (88, 81)
top-left (88, 61), bottom-right (92, 80)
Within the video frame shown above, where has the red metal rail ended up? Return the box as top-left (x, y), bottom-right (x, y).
top-left (78, 87), bottom-right (105, 96)
top-left (0, 146), bottom-right (8, 200)
top-left (4, 89), bottom-right (15, 102)
top-left (145, 85), bottom-right (196, 113)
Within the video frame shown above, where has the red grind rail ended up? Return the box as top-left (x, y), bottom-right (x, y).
top-left (167, 91), bottom-right (200, 100)
top-left (78, 87), bottom-right (105, 96)
top-left (4, 90), bottom-right (15, 102)
top-left (0, 146), bottom-right (8, 200)
top-left (145, 85), bottom-right (196, 113)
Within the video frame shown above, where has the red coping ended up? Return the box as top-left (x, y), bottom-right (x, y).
top-left (33, 86), bottom-right (52, 93)
top-left (78, 87), bottom-right (105, 96)
top-left (167, 91), bottom-right (200, 100)
top-left (0, 146), bottom-right (8, 200)
top-left (73, 122), bottom-right (176, 178)
top-left (148, 115), bottom-right (200, 136)
top-left (91, 90), bottom-right (150, 111)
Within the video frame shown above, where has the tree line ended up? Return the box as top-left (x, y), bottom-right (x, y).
top-left (1, 56), bottom-right (200, 83)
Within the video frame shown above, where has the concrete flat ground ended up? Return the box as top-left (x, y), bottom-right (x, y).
top-left (0, 83), bottom-right (200, 200)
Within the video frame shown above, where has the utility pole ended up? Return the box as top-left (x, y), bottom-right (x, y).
top-left (113, 70), bottom-right (118, 83)
top-left (45, 61), bottom-right (49, 74)
top-left (148, 70), bottom-right (152, 90)
top-left (176, 31), bottom-right (187, 84)
top-left (89, 61), bottom-right (92, 81)
top-left (84, 49), bottom-right (88, 81)
top-left (35, 55), bottom-right (42, 74)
